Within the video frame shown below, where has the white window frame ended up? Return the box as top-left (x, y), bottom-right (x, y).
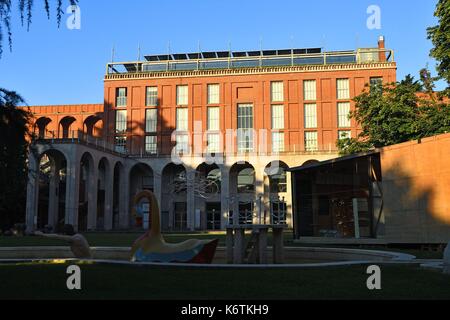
top-left (207, 133), bottom-right (220, 153)
top-left (207, 84), bottom-right (220, 105)
top-left (305, 131), bottom-right (318, 152)
top-left (303, 80), bottom-right (317, 101)
top-left (115, 110), bottom-right (127, 134)
top-left (176, 108), bottom-right (189, 131)
top-left (271, 105), bottom-right (285, 130)
top-left (337, 79), bottom-right (350, 100)
top-left (146, 86), bottom-right (158, 106)
top-left (304, 103), bottom-right (317, 129)
top-left (272, 132), bottom-right (285, 153)
top-left (176, 85), bottom-right (189, 106)
top-left (175, 134), bottom-right (190, 154)
top-left (116, 88), bottom-right (127, 107)
top-left (271, 81), bottom-right (284, 102)
top-left (145, 136), bottom-right (158, 155)
top-left (207, 107), bottom-right (220, 131)
top-left (237, 103), bottom-right (254, 153)
top-left (337, 102), bottom-right (351, 128)
top-left (145, 108), bottom-right (158, 133)
top-left (338, 130), bottom-right (352, 140)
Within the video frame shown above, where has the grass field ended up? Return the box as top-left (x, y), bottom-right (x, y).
top-left (0, 263), bottom-right (449, 300)
top-left (0, 232), bottom-right (444, 259)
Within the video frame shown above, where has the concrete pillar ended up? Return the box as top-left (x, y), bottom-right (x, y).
top-left (103, 164), bottom-right (114, 231)
top-left (285, 170), bottom-right (293, 227)
top-left (255, 167), bottom-right (265, 225)
top-left (47, 160), bottom-right (61, 229)
top-left (65, 159), bottom-right (80, 231)
top-left (220, 167), bottom-right (230, 229)
top-left (25, 152), bottom-right (40, 233)
top-left (119, 166), bottom-right (130, 229)
top-left (153, 171), bottom-right (163, 229)
top-left (186, 169), bottom-right (196, 231)
top-left (87, 165), bottom-right (99, 230)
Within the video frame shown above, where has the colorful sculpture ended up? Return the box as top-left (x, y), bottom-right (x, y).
top-left (130, 190), bottom-right (218, 264)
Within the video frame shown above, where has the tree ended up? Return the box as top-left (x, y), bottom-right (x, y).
top-left (337, 73), bottom-right (450, 155)
top-left (0, 89), bottom-right (33, 229)
top-left (428, 0), bottom-right (450, 97)
top-left (0, 0), bottom-right (78, 58)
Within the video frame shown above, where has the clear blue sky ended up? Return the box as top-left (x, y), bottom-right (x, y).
top-left (0, 0), bottom-right (444, 105)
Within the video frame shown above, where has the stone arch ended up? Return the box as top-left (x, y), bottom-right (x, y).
top-left (84, 115), bottom-right (103, 137)
top-left (129, 162), bottom-right (154, 229)
top-left (78, 151), bottom-right (95, 231)
top-left (35, 117), bottom-right (52, 139)
top-left (36, 149), bottom-right (68, 231)
top-left (264, 160), bottom-right (289, 197)
top-left (229, 162), bottom-right (256, 225)
top-left (161, 163), bottom-right (188, 231)
top-left (195, 163), bottom-right (222, 230)
top-left (59, 116), bottom-right (77, 139)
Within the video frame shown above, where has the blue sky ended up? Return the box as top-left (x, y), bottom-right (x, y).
top-left (0, 0), bottom-right (443, 105)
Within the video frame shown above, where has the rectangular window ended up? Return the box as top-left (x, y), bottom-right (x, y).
top-left (271, 81), bottom-right (284, 102)
top-left (115, 110), bottom-right (127, 134)
top-left (175, 134), bottom-right (189, 154)
top-left (305, 131), bottom-right (318, 151)
top-left (116, 88), bottom-right (127, 107)
top-left (272, 132), bottom-right (285, 153)
top-left (271, 105), bottom-right (284, 130)
top-left (145, 136), bottom-right (158, 155)
top-left (207, 133), bottom-right (220, 153)
top-left (176, 85), bottom-right (188, 105)
top-left (370, 77), bottom-right (383, 93)
top-left (146, 87), bottom-right (158, 106)
top-left (207, 107), bottom-right (220, 131)
top-left (207, 84), bottom-right (220, 105)
top-left (338, 130), bottom-right (352, 140)
top-left (303, 80), bottom-right (317, 101)
top-left (114, 136), bottom-right (127, 153)
top-left (176, 108), bottom-right (188, 131)
top-left (304, 103), bottom-right (317, 129)
top-left (337, 79), bottom-right (350, 100)
top-left (145, 109), bottom-right (158, 133)
top-left (237, 104), bottom-right (254, 153)
top-left (337, 102), bottom-right (351, 128)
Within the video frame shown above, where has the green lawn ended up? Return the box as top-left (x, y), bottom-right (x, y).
top-left (0, 232), bottom-right (444, 259)
top-left (0, 263), bottom-right (448, 300)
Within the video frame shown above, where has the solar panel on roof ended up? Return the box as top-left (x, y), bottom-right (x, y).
top-left (233, 52), bottom-right (247, 57)
top-left (277, 49), bottom-right (292, 55)
top-left (247, 51), bottom-right (261, 57)
top-left (173, 53), bottom-right (188, 60)
top-left (202, 52), bottom-right (217, 59)
top-left (262, 50), bottom-right (277, 56)
top-left (158, 55), bottom-right (173, 61)
top-left (188, 53), bottom-right (202, 59)
top-left (144, 55), bottom-right (160, 62)
top-left (216, 51), bottom-right (230, 58)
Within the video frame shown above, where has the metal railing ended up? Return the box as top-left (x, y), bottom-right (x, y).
top-left (106, 48), bottom-right (395, 75)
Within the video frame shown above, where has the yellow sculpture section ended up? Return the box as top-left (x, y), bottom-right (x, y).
top-left (130, 190), bottom-right (218, 263)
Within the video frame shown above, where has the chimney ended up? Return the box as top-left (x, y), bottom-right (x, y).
top-left (378, 36), bottom-right (386, 62)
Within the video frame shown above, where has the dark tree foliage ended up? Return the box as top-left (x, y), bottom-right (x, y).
top-left (427, 0), bottom-right (450, 96)
top-left (0, 0), bottom-right (78, 57)
top-left (0, 88), bottom-right (33, 229)
top-left (337, 72), bottom-right (450, 156)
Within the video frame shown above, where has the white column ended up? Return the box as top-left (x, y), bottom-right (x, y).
top-left (47, 160), bottom-right (61, 229)
top-left (285, 170), bottom-right (293, 227)
top-left (25, 152), bottom-right (39, 233)
top-left (153, 170), bottom-right (163, 229)
top-left (186, 169), bottom-right (196, 231)
top-left (255, 167), bottom-right (265, 225)
top-left (119, 166), bottom-right (130, 229)
top-left (65, 159), bottom-right (80, 231)
top-left (103, 164), bottom-right (114, 231)
top-left (87, 166), bottom-right (99, 230)
top-left (220, 167), bottom-right (230, 229)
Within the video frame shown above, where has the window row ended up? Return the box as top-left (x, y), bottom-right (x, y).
top-left (115, 77), bottom-right (383, 107)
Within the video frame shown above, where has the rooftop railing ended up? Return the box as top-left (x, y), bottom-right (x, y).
top-left (106, 48), bottom-right (394, 75)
